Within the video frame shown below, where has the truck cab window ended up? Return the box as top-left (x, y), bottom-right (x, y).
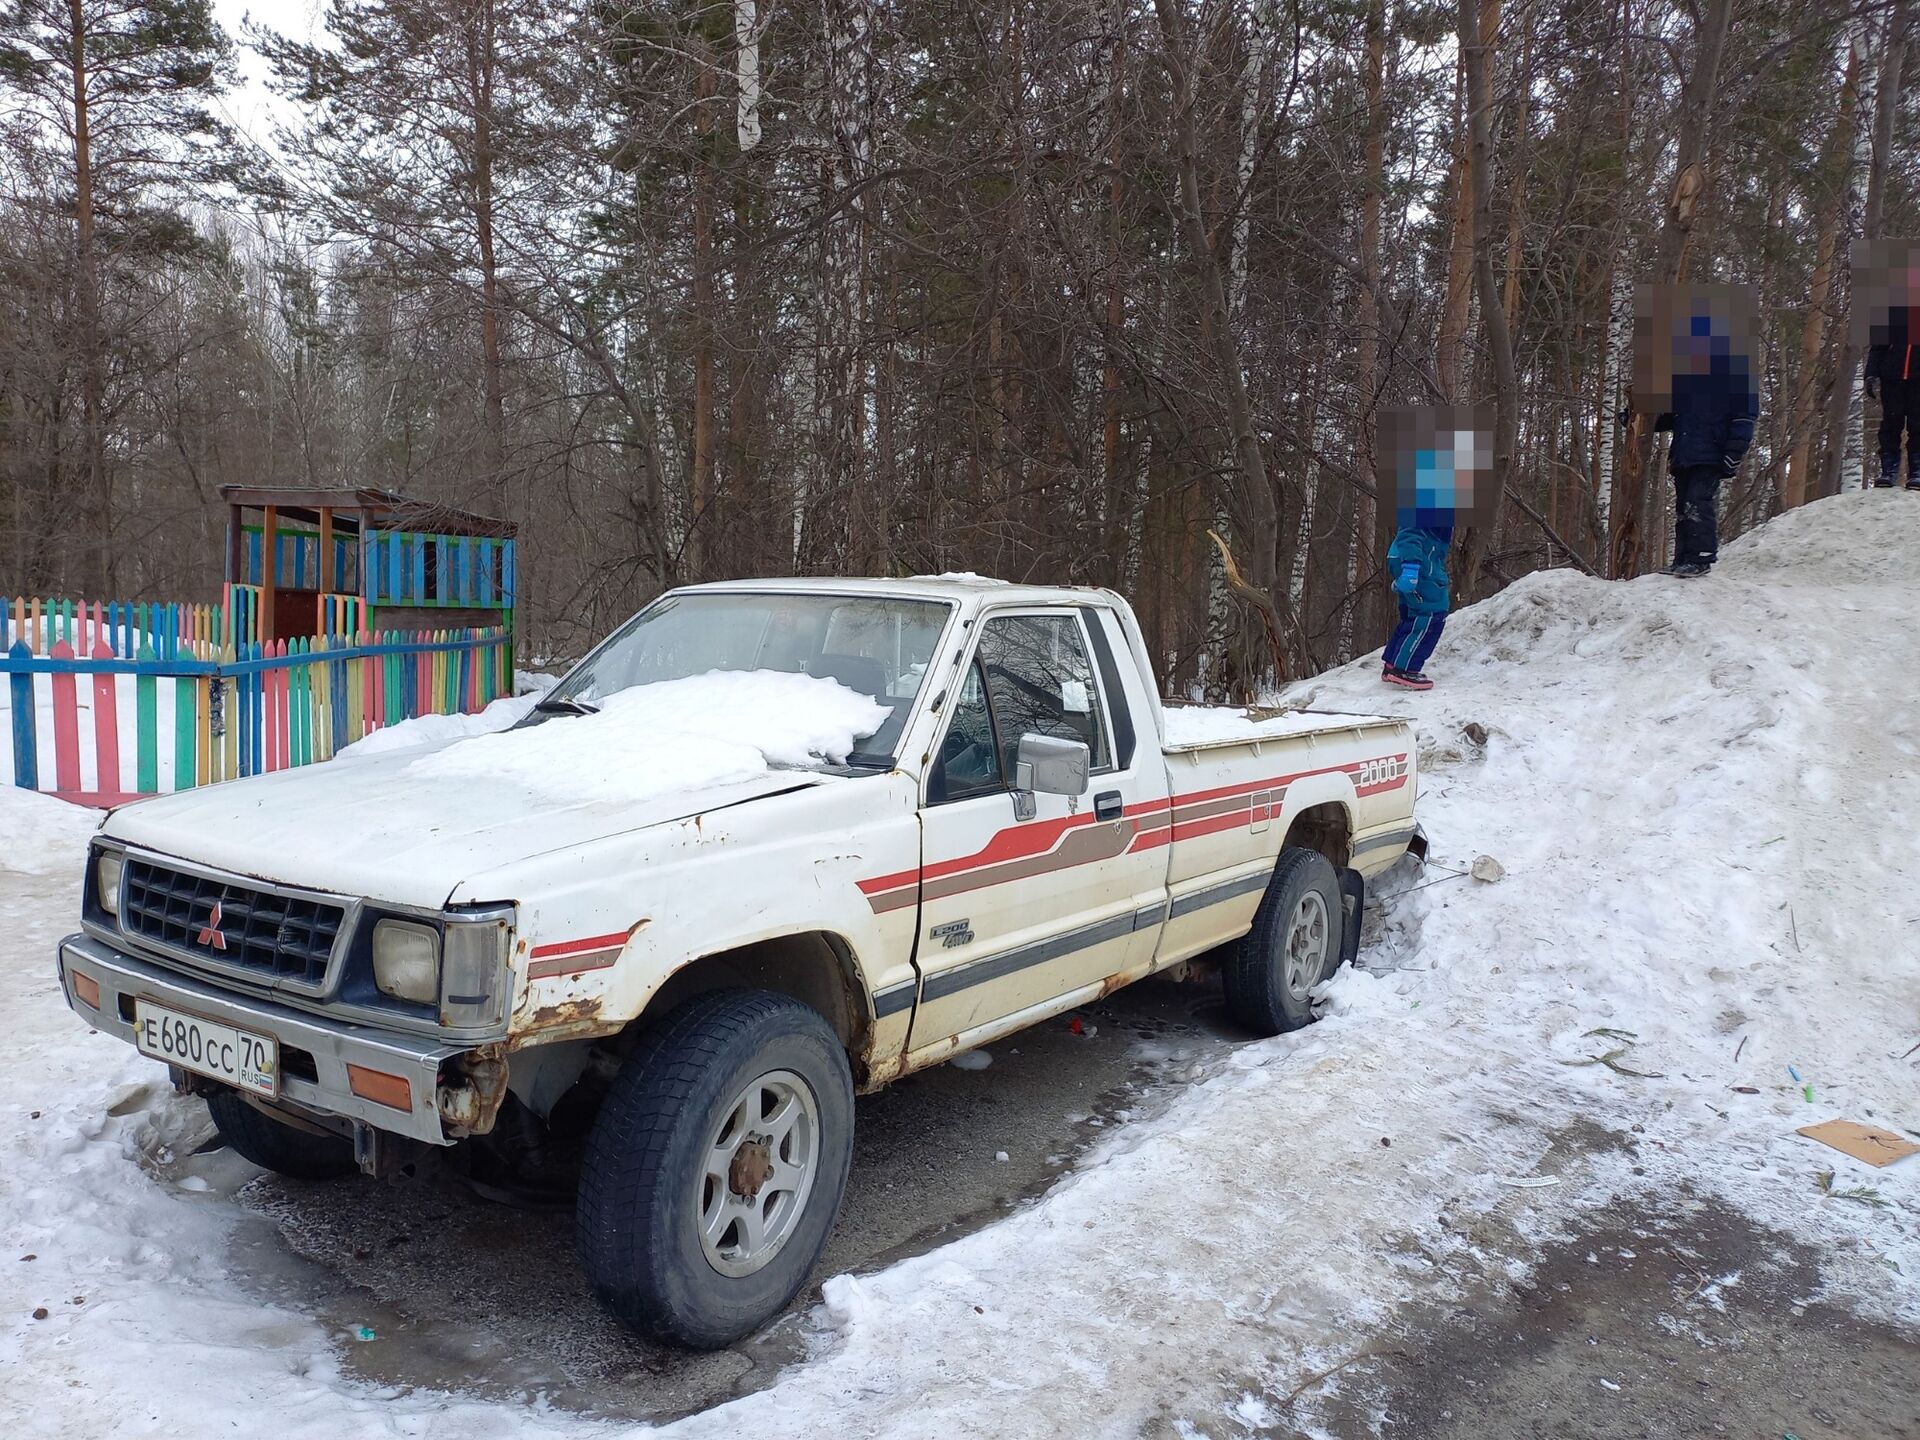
top-left (977, 614), bottom-right (1111, 776)
top-left (929, 661), bottom-right (1003, 803)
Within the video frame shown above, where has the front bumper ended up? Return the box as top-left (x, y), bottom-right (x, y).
top-left (58, 932), bottom-right (465, 1145)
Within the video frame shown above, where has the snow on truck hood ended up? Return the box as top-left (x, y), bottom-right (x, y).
top-left (101, 670), bottom-right (888, 909)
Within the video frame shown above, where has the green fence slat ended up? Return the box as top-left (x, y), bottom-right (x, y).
top-left (135, 642), bottom-right (158, 794)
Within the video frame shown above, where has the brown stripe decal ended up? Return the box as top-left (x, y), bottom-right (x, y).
top-left (864, 752), bottom-right (1407, 913)
top-left (528, 947), bottom-right (623, 981)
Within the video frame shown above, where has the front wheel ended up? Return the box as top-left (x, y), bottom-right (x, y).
top-left (576, 990), bottom-right (855, 1349)
top-left (1222, 847), bottom-right (1345, 1036)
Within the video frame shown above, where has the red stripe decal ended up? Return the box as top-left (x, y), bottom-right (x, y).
top-left (530, 930), bottom-right (631, 959)
top-left (860, 752), bottom-right (1410, 903)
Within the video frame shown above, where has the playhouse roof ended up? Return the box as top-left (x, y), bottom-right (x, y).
top-left (217, 485), bottom-right (517, 540)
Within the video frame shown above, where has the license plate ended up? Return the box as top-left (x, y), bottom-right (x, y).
top-left (134, 1000), bottom-right (278, 1097)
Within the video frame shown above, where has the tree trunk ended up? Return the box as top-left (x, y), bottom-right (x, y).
top-left (735, 0), bottom-right (762, 154)
top-left (691, 57), bottom-right (718, 574)
top-left (1608, 0), bottom-right (1732, 579)
top-left (1099, 1), bottom-right (1126, 580)
top-left (1352, 0), bottom-right (1388, 650)
top-left (469, 0), bottom-right (507, 512)
top-left (1782, 29), bottom-right (1863, 511)
top-left (1152, 0), bottom-right (1291, 685)
top-left (1433, 60), bottom-right (1474, 401)
top-left (1820, 0), bottom-right (1904, 496)
top-left (68, 0), bottom-right (111, 592)
top-left (822, 0), bottom-right (875, 569)
top-left (1457, 0), bottom-right (1518, 594)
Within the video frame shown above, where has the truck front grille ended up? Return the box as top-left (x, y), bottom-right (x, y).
top-left (121, 858), bottom-right (346, 989)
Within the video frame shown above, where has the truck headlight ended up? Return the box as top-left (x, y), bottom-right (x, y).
top-left (439, 915), bottom-right (512, 1027)
top-left (95, 849), bottom-right (124, 918)
top-left (372, 919), bottom-right (440, 1004)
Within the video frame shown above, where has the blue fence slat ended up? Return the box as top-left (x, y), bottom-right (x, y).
top-left (249, 647), bottom-right (264, 776)
top-left (412, 534), bottom-right (426, 605)
top-left (8, 641), bottom-right (36, 790)
top-left (387, 532), bottom-right (403, 603)
top-left (436, 535), bottom-right (449, 604)
top-left (502, 541), bottom-right (516, 606)
top-left (477, 540), bottom-right (493, 606)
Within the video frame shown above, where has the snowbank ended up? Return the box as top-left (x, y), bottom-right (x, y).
top-left (2, 491), bottom-right (1915, 1438)
top-left (0, 786), bottom-right (101, 875)
top-left (406, 670), bottom-right (890, 806)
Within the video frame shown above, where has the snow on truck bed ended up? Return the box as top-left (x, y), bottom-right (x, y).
top-left (4, 490), bottom-right (1918, 1439)
top-left (1160, 702), bottom-right (1397, 748)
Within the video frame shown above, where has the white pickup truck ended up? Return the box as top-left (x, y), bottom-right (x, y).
top-left (58, 577), bottom-right (1422, 1347)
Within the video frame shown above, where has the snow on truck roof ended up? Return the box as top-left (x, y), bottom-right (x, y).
top-left (674, 575), bottom-right (1111, 607)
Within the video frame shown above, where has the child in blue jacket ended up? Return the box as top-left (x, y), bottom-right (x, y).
top-left (1382, 521), bottom-right (1452, 690)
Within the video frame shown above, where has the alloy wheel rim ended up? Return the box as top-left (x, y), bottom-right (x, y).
top-left (697, 1069), bottom-right (820, 1278)
top-left (1283, 891), bottom-right (1331, 1001)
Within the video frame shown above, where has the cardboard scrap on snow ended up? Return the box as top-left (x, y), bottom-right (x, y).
top-left (1795, 1120), bottom-right (1920, 1168)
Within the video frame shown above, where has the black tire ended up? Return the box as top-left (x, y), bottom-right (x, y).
top-left (1222, 847), bottom-right (1345, 1037)
top-left (205, 1087), bottom-right (358, 1181)
top-left (576, 990), bottom-right (855, 1349)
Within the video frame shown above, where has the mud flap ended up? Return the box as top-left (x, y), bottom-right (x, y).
top-left (1337, 869), bottom-right (1366, 972)
top-left (1406, 823), bottom-right (1430, 866)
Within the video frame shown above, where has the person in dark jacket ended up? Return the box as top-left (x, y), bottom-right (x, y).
top-left (1652, 305), bottom-right (1759, 578)
top-left (1866, 303), bottom-right (1919, 489)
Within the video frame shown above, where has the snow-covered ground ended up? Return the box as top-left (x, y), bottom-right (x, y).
top-left (4, 491), bottom-right (1917, 1437)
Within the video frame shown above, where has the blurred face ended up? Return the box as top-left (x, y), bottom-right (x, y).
top-left (1379, 406), bottom-right (1494, 529)
top-left (1633, 281), bottom-right (1756, 404)
top-left (1849, 240), bottom-right (1920, 345)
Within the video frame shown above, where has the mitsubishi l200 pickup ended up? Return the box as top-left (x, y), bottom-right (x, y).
top-left (57, 577), bottom-right (1423, 1347)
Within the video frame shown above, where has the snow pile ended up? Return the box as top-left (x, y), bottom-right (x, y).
top-left (404, 670), bottom-right (890, 806)
top-left (1, 492), bottom-right (1915, 1438)
top-left (1, 786), bottom-right (101, 875)
top-left (336, 689), bottom-right (545, 759)
top-left (1161, 703), bottom-right (1391, 747)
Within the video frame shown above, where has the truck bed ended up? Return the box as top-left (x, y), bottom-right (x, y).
top-left (1159, 703), bottom-right (1408, 753)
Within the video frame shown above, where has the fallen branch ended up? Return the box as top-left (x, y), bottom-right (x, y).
top-left (1279, 1347), bottom-right (1411, 1406)
top-left (1206, 527), bottom-right (1304, 685)
top-left (1561, 1046), bottom-right (1665, 1079)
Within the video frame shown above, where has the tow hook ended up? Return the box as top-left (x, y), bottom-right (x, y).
top-left (437, 1054), bottom-right (509, 1137)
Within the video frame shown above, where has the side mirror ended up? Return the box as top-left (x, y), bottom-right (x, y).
top-left (1013, 733), bottom-right (1090, 814)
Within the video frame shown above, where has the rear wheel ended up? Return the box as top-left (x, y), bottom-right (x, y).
top-left (576, 990), bottom-right (855, 1349)
top-left (1222, 847), bottom-right (1345, 1036)
top-left (205, 1087), bottom-right (357, 1181)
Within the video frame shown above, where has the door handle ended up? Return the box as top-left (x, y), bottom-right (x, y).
top-left (1094, 790), bottom-right (1123, 821)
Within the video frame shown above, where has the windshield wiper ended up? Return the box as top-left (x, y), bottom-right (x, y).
top-left (533, 695), bottom-right (600, 716)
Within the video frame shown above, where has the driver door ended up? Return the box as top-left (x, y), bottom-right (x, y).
top-left (906, 610), bottom-right (1162, 1051)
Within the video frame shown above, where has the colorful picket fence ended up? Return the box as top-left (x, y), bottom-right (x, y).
top-left (3, 597), bottom-right (510, 806)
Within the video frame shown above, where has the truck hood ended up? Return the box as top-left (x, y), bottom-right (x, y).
top-left (101, 747), bottom-right (832, 908)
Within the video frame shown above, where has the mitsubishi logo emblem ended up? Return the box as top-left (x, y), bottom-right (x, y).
top-left (196, 900), bottom-right (229, 951)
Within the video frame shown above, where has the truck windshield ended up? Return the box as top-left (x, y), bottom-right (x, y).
top-left (542, 593), bottom-right (953, 766)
